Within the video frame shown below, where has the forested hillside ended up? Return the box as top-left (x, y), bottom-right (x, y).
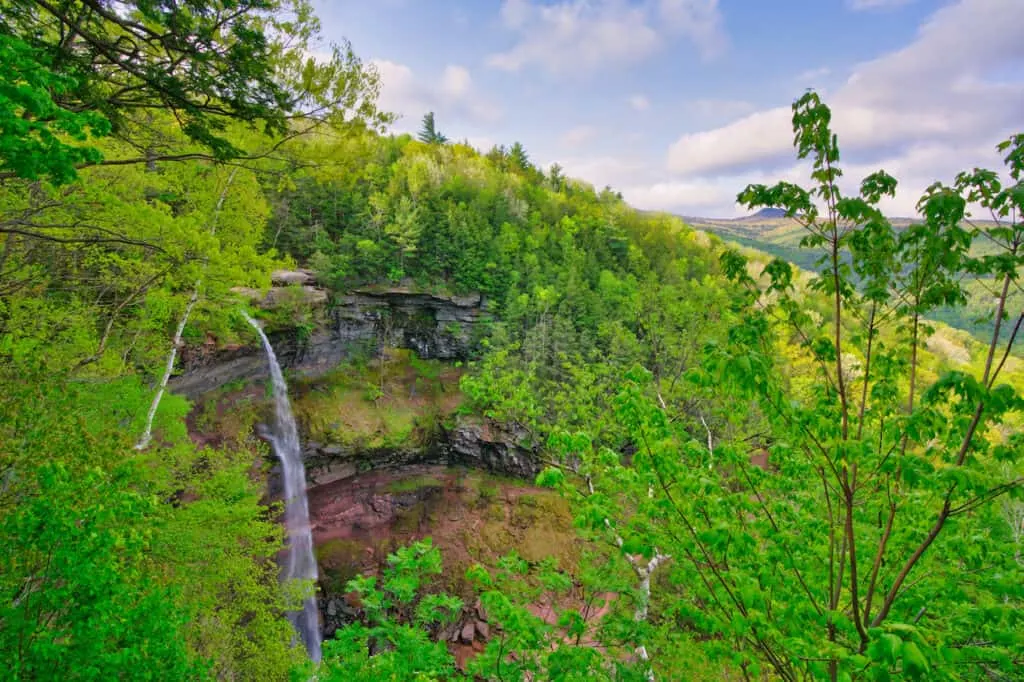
top-left (688, 213), bottom-right (1024, 350)
top-left (1, 2), bottom-right (1022, 681)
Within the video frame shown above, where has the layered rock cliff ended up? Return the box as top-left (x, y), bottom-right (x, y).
top-left (299, 415), bottom-right (541, 488)
top-left (170, 272), bottom-right (489, 398)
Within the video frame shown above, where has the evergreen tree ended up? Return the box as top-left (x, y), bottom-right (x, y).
top-left (508, 141), bottom-right (531, 171)
top-left (417, 111), bottom-right (448, 144)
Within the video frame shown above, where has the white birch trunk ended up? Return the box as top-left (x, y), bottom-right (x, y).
top-left (134, 287), bottom-right (199, 449)
top-left (134, 168), bottom-right (238, 450)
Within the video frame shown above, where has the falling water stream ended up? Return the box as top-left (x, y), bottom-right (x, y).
top-left (243, 312), bottom-right (323, 663)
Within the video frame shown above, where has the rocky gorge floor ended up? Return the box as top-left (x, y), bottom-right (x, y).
top-left (180, 345), bottom-right (598, 668)
top-left (308, 464), bottom-right (579, 634)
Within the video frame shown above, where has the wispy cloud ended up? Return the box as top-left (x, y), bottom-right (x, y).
top-left (687, 98), bottom-right (755, 123)
top-left (372, 60), bottom-right (502, 132)
top-left (486, 0), bottom-right (726, 76)
top-left (665, 0), bottom-right (1022, 192)
top-left (559, 125), bottom-right (600, 148)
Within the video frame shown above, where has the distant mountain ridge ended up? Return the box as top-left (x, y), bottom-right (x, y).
top-left (744, 207), bottom-right (787, 220)
top-left (680, 210), bottom-right (1015, 349)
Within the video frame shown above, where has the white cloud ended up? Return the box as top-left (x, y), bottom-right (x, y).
top-left (545, 154), bottom-right (656, 192)
top-left (657, 0), bottom-right (727, 58)
top-left (439, 65), bottom-right (472, 98)
top-left (629, 94), bottom-right (651, 111)
top-left (667, 106), bottom-right (792, 175)
top-left (619, 164), bottom-right (812, 217)
top-left (663, 0), bottom-right (1024, 215)
top-left (632, 137), bottom-right (1008, 218)
top-left (371, 60), bottom-right (501, 133)
top-left (487, 0), bottom-right (725, 76)
top-left (559, 125), bottom-right (600, 148)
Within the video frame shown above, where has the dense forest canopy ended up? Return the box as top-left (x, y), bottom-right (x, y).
top-left (1, 2), bottom-right (1021, 681)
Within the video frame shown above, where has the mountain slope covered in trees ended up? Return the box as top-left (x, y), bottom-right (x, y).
top-left (687, 212), bottom-right (1023, 349)
top-left (1, 2), bottom-right (1022, 680)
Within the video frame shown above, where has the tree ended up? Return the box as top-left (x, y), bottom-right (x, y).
top-left (0, 374), bottom-right (291, 680)
top-left (508, 142), bottom-right (531, 171)
top-left (0, 33), bottom-right (110, 184)
top-left (418, 111), bottom-right (448, 145)
top-left (383, 195), bottom-right (422, 279)
top-left (0, 0), bottom-right (391, 183)
top-left (548, 163), bottom-right (565, 192)
top-left (315, 540), bottom-right (464, 681)
top-left (547, 92), bottom-right (1023, 680)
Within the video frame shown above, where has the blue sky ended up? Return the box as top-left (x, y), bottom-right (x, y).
top-left (311, 0), bottom-right (1023, 217)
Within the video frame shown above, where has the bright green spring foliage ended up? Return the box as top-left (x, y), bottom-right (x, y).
top-left (0, 2), bottom-right (394, 673)
top-left (2, 0), bottom-right (1020, 675)
top-left (541, 92), bottom-right (1022, 681)
top-left (315, 539), bottom-right (464, 681)
top-left (0, 438), bottom-right (197, 680)
top-left (268, 131), bottom-right (739, 446)
top-left (0, 0), bottom-right (390, 183)
top-left (463, 551), bottom-right (655, 682)
top-left (0, 374), bottom-right (304, 680)
top-left (313, 539), bottom-right (653, 681)
top-left (0, 33), bottom-right (109, 184)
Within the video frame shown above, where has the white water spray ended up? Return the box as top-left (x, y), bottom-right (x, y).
top-left (243, 312), bottom-right (322, 663)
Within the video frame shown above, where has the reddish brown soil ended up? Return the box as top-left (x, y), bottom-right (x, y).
top-left (308, 464), bottom-right (625, 671)
top-left (308, 465), bottom-right (560, 590)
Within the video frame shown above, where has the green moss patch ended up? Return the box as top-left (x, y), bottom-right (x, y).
top-left (293, 348), bottom-right (463, 449)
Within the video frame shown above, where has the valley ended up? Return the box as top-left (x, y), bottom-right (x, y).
top-left (688, 210), bottom-right (1023, 350)
top-left (1, 3), bottom-right (1021, 681)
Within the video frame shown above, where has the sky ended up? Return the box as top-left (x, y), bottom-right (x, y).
top-left (310, 0), bottom-right (1023, 218)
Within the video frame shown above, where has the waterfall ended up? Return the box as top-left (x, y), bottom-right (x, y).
top-left (243, 312), bottom-right (323, 663)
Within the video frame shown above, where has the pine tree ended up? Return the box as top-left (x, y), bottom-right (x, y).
top-left (417, 112), bottom-right (448, 144)
top-left (508, 142), bottom-right (531, 171)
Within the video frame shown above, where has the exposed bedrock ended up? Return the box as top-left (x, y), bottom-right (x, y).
top-left (263, 415), bottom-right (540, 497)
top-left (169, 272), bottom-right (489, 399)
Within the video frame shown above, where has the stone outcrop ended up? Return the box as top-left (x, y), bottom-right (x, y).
top-left (442, 416), bottom-right (540, 479)
top-left (333, 287), bottom-right (485, 361)
top-left (295, 415), bottom-right (540, 487)
top-left (271, 269), bottom-right (316, 286)
top-left (302, 443), bottom-right (445, 489)
top-left (170, 280), bottom-right (488, 399)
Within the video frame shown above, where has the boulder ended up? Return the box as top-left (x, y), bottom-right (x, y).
top-left (475, 598), bottom-right (488, 622)
top-left (444, 416), bottom-right (540, 479)
top-left (271, 269), bottom-right (316, 286)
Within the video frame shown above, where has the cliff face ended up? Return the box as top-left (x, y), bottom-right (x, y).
top-left (294, 415), bottom-right (541, 490)
top-left (334, 288), bottom-right (486, 361)
top-left (170, 275), bottom-right (488, 399)
top-left (178, 273), bottom-right (539, 483)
